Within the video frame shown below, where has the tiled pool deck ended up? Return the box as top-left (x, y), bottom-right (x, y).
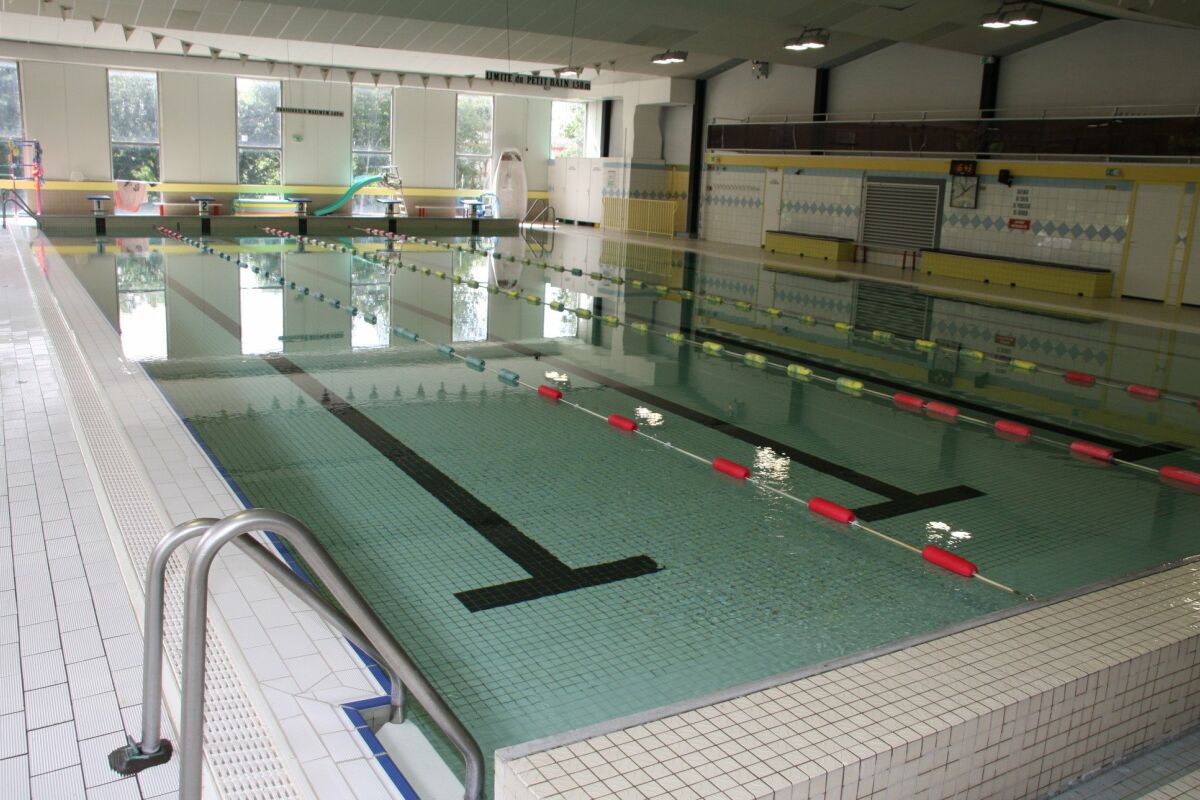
top-left (3, 223), bottom-right (1198, 800)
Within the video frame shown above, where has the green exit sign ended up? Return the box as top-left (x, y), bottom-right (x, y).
top-left (1104, 167), bottom-right (1122, 177)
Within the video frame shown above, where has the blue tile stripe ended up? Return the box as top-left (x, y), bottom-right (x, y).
top-left (942, 213), bottom-right (1126, 242)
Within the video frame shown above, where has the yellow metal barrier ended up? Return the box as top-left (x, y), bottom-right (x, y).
top-left (602, 197), bottom-right (677, 237)
top-left (764, 230), bottom-right (855, 261)
top-left (922, 251), bottom-right (1114, 298)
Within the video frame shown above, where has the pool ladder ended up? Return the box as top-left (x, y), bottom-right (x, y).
top-left (108, 508), bottom-right (485, 800)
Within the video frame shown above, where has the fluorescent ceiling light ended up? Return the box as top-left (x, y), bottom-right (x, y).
top-left (980, 12), bottom-right (1011, 28)
top-left (651, 50), bottom-right (687, 65)
top-left (1004, 4), bottom-right (1041, 25)
top-left (783, 28), bottom-right (830, 50)
top-left (560, 66), bottom-right (583, 77)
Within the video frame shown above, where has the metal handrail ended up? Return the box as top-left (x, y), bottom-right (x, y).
top-left (523, 203), bottom-right (558, 228)
top-left (109, 509), bottom-right (484, 800)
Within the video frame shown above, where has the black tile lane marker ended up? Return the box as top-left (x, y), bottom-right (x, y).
top-left (263, 355), bottom-right (661, 612)
top-left (384, 296), bottom-right (985, 523)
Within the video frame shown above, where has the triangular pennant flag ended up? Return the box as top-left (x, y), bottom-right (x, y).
top-left (371, 72), bottom-right (382, 87)
top-left (239, 53), bottom-right (249, 65)
top-left (180, 41), bottom-right (193, 54)
top-left (319, 67), bottom-right (330, 81)
top-left (266, 60), bottom-right (277, 74)
top-left (151, 33), bottom-right (164, 49)
top-left (346, 70), bottom-right (356, 84)
top-left (420, 75), bottom-right (429, 88)
top-left (209, 47), bottom-right (221, 59)
top-left (122, 25), bottom-right (135, 41)
top-left (395, 72), bottom-right (406, 86)
top-left (442, 76), bottom-right (451, 88)
top-left (467, 76), bottom-right (474, 88)
top-left (91, 16), bottom-right (103, 32)
top-left (293, 64), bottom-right (304, 78)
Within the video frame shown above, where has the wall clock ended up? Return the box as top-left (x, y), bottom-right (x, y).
top-left (948, 159), bottom-right (979, 209)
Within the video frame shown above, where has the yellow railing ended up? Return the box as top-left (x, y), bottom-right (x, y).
top-left (602, 197), bottom-right (677, 237)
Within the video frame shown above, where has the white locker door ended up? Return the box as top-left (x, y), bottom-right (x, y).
top-left (1123, 183), bottom-right (1183, 301)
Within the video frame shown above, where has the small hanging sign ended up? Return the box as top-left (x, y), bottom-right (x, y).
top-left (484, 70), bottom-right (590, 90)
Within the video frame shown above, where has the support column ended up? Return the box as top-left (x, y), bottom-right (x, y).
top-left (685, 79), bottom-right (706, 237)
top-left (600, 99), bottom-right (613, 158)
top-left (979, 56), bottom-right (1001, 118)
top-left (812, 68), bottom-right (830, 154)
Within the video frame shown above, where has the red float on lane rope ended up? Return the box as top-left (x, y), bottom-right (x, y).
top-left (922, 545), bottom-right (978, 577)
top-left (537, 385), bottom-right (563, 401)
top-left (1071, 441), bottom-right (1114, 462)
top-left (1159, 466), bottom-right (1200, 487)
top-left (893, 393), bottom-right (925, 412)
top-left (994, 419), bottom-right (1032, 441)
top-left (1065, 371), bottom-right (1096, 387)
top-left (1128, 384), bottom-right (1162, 400)
top-left (712, 458), bottom-right (750, 480)
top-left (809, 497), bottom-right (856, 524)
top-left (925, 401), bottom-right (960, 420)
top-left (607, 414), bottom-right (637, 432)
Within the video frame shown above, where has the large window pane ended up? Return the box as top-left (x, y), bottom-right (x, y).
top-left (237, 79), bottom-right (281, 147)
top-left (238, 149), bottom-right (280, 184)
top-left (455, 95), bottom-right (492, 156)
top-left (109, 70), bottom-right (159, 144)
top-left (352, 86), bottom-right (391, 152)
top-left (454, 156), bottom-right (490, 191)
top-left (352, 152), bottom-right (392, 179)
top-left (551, 101), bottom-right (585, 158)
top-left (0, 61), bottom-right (21, 138)
top-left (112, 145), bottom-right (160, 182)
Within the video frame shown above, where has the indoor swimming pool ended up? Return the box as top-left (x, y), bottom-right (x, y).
top-left (31, 228), bottom-right (1200, 791)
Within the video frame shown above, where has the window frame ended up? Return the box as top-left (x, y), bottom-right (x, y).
top-left (0, 59), bottom-right (24, 140)
top-left (453, 93), bottom-right (494, 191)
top-left (107, 68), bottom-right (162, 184)
top-left (236, 77), bottom-right (283, 187)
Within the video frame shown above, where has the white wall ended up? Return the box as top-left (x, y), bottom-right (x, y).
top-left (21, 61), bottom-right (110, 180)
top-left (392, 87), bottom-right (457, 189)
top-left (829, 43), bottom-right (982, 116)
top-left (281, 80), bottom-right (351, 185)
top-left (997, 20), bottom-right (1200, 113)
top-left (660, 106), bottom-right (692, 165)
top-left (160, 72), bottom-right (236, 183)
top-left (494, 95), bottom-right (551, 191)
top-left (705, 62), bottom-right (817, 121)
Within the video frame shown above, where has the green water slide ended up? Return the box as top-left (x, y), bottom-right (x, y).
top-left (313, 174), bottom-right (385, 216)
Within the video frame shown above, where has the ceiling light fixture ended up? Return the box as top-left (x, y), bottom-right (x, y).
top-left (982, 2), bottom-right (1041, 29)
top-left (783, 28), bottom-right (830, 50)
top-left (651, 50), bottom-right (687, 65)
top-left (1004, 3), bottom-right (1041, 25)
top-left (557, 0), bottom-right (584, 79)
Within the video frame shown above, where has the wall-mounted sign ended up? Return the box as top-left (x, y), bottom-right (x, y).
top-left (995, 334), bottom-right (1016, 346)
top-left (276, 106), bottom-right (344, 117)
top-left (484, 70), bottom-right (591, 90)
top-left (1008, 218), bottom-right (1031, 231)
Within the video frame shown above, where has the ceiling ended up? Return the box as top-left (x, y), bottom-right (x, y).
top-left (0, 0), bottom-right (1197, 82)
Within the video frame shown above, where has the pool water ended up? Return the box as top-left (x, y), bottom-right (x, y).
top-left (43, 231), bottom-right (1200, 790)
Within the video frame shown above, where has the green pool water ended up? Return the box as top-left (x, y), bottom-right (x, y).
top-left (44, 230), bottom-right (1200, 792)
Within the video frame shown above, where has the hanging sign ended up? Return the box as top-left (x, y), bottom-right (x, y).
top-left (275, 106), bottom-right (344, 117)
top-left (484, 70), bottom-right (591, 90)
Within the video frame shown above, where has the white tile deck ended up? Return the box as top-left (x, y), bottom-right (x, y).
top-left (3, 226), bottom-right (405, 800)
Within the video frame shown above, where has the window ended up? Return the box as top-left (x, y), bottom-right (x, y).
top-left (550, 101), bottom-right (585, 159)
top-left (109, 70), bottom-right (160, 182)
top-left (237, 78), bottom-right (282, 185)
top-left (454, 94), bottom-right (493, 191)
top-left (0, 60), bottom-right (21, 139)
top-left (351, 86), bottom-right (392, 213)
top-left (352, 86), bottom-right (392, 177)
